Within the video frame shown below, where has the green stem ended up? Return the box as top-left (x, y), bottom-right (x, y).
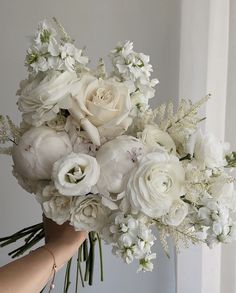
top-left (0, 223), bottom-right (43, 241)
top-left (75, 250), bottom-right (84, 292)
top-left (9, 229), bottom-right (44, 258)
top-left (64, 258), bottom-right (72, 293)
top-left (84, 252), bottom-right (90, 282)
top-left (83, 239), bottom-right (88, 262)
top-left (97, 233), bottom-right (104, 282)
top-left (88, 232), bottom-right (96, 286)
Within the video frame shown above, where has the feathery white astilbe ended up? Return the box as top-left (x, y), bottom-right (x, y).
top-left (0, 115), bottom-right (22, 155)
top-left (152, 95), bottom-right (210, 149)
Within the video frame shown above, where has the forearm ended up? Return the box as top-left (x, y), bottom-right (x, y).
top-left (0, 246), bottom-right (54, 293)
top-left (0, 241), bottom-right (82, 293)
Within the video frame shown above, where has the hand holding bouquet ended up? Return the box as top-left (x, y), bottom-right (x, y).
top-left (1, 18), bottom-right (236, 291)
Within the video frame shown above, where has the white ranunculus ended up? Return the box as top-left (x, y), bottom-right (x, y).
top-left (68, 74), bottom-right (132, 145)
top-left (162, 200), bottom-right (188, 226)
top-left (17, 71), bottom-right (78, 126)
top-left (12, 126), bottom-right (72, 180)
top-left (96, 136), bottom-right (146, 194)
top-left (127, 152), bottom-right (185, 218)
top-left (194, 131), bottom-right (230, 168)
top-left (139, 125), bottom-right (176, 154)
top-left (52, 152), bottom-right (100, 196)
top-left (70, 195), bottom-right (108, 231)
top-left (43, 195), bottom-right (72, 225)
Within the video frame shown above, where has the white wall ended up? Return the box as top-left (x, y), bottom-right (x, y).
top-left (0, 1), bottom-right (182, 292)
top-left (221, 0), bottom-right (236, 292)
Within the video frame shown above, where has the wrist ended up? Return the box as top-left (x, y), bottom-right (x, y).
top-left (45, 233), bottom-right (87, 268)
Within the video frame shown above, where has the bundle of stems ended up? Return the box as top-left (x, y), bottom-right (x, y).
top-left (0, 223), bottom-right (104, 292)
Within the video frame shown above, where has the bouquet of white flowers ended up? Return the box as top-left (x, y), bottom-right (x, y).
top-left (1, 18), bottom-right (236, 292)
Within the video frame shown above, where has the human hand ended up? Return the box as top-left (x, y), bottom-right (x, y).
top-left (43, 215), bottom-right (87, 268)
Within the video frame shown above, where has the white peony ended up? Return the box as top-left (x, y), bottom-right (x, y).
top-left (70, 195), bottom-right (108, 231)
top-left (96, 136), bottom-right (146, 194)
top-left (127, 152), bottom-right (185, 218)
top-left (139, 124), bottom-right (176, 154)
top-left (52, 152), bottom-right (100, 196)
top-left (68, 74), bottom-right (132, 145)
top-left (12, 126), bottom-right (72, 180)
top-left (12, 167), bottom-right (48, 195)
top-left (43, 195), bottom-right (72, 225)
top-left (194, 131), bottom-right (229, 168)
top-left (162, 200), bottom-right (188, 226)
top-left (17, 71), bottom-right (78, 126)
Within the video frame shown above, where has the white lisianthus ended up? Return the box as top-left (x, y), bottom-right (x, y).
top-left (52, 152), bottom-right (100, 196)
top-left (43, 195), bottom-right (72, 225)
top-left (127, 152), bottom-right (185, 218)
top-left (162, 200), bottom-right (188, 226)
top-left (69, 74), bottom-right (132, 144)
top-left (17, 71), bottom-right (78, 126)
top-left (12, 126), bottom-right (72, 180)
top-left (70, 195), bottom-right (108, 231)
top-left (139, 125), bottom-right (176, 154)
top-left (96, 136), bottom-right (146, 194)
top-left (194, 131), bottom-right (230, 168)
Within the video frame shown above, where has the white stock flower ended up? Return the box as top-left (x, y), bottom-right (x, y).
top-left (12, 126), bottom-right (72, 180)
top-left (139, 125), bottom-right (176, 154)
top-left (70, 195), bottom-right (108, 231)
top-left (17, 71), bottom-right (78, 126)
top-left (137, 253), bottom-right (156, 272)
top-left (110, 41), bottom-right (158, 102)
top-left (96, 136), bottom-right (146, 194)
top-left (60, 43), bottom-right (89, 72)
top-left (162, 200), bottom-right (188, 226)
top-left (69, 74), bottom-right (132, 144)
top-left (194, 131), bottom-right (230, 169)
top-left (43, 195), bottom-right (72, 225)
top-left (127, 152), bottom-right (185, 218)
top-left (52, 152), bottom-right (100, 196)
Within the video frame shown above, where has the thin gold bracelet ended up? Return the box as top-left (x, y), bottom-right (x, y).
top-left (41, 246), bottom-right (58, 292)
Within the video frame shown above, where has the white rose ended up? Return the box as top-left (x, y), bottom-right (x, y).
top-left (194, 131), bottom-right (229, 168)
top-left (69, 74), bottom-right (132, 145)
top-left (52, 152), bottom-right (100, 196)
top-left (139, 125), bottom-right (176, 154)
top-left (96, 136), bottom-right (146, 194)
top-left (43, 195), bottom-right (72, 225)
top-left (17, 71), bottom-right (78, 126)
top-left (162, 200), bottom-right (188, 226)
top-left (70, 195), bottom-right (108, 231)
top-left (12, 126), bottom-right (72, 180)
top-left (127, 152), bottom-right (185, 218)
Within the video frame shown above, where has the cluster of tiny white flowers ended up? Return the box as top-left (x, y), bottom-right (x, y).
top-left (197, 198), bottom-right (236, 248)
top-left (103, 213), bottom-right (156, 272)
top-left (110, 41), bottom-right (158, 105)
top-left (25, 20), bottom-right (88, 74)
